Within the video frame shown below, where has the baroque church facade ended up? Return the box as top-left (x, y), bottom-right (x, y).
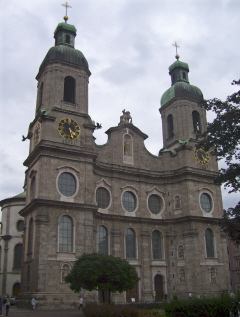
top-left (1, 17), bottom-right (231, 308)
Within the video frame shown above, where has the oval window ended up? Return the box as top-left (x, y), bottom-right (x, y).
top-left (96, 187), bottom-right (110, 209)
top-left (58, 172), bottom-right (76, 197)
top-left (122, 191), bottom-right (136, 212)
top-left (148, 194), bottom-right (161, 214)
top-left (200, 193), bottom-right (212, 213)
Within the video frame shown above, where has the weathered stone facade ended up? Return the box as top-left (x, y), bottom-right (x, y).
top-left (16, 20), bottom-right (230, 308)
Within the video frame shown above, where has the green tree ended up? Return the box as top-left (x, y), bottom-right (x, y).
top-left (65, 253), bottom-right (140, 302)
top-left (200, 79), bottom-right (240, 243)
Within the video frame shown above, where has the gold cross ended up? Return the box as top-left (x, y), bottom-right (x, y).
top-left (172, 41), bottom-right (180, 55)
top-left (62, 2), bottom-right (72, 16)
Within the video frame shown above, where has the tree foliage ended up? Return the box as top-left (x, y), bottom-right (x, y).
top-left (65, 253), bottom-right (140, 299)
top-left (200, 80), bottom-right (240, 243)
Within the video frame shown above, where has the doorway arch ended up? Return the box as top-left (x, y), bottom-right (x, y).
top-left (12, 282), bottom-right (21, 296)
top-left (154, 274), bottom-right (163, 301)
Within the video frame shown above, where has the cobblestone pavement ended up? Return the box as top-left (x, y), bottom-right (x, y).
top-left (2, 306), bottom-right (85, 317)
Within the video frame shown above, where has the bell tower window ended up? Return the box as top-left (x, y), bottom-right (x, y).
top-left (66, 35), bottom-right (70, 44)
top-left (192, 110), bottom-right (201, 133)
top-left (167, 114), bottom-right (174, 138)
top-left (64, 76), bottom-right (75, 103)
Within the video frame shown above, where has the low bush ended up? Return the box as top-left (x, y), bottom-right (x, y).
top-left (165, 294), bottom-right (239, 317)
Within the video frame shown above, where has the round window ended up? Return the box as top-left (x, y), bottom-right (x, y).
top-left (200, 193), bottom-right (212, 213)
top-left (122, 191), bottom-right (136, 212)
top-left (148, 194), bottom-right (161, 214)
top-left (58, 172), bottom-right (76, 197)
top-left (17, 220), bottom-right (24, 232)
top-left (96, 187), bottom-right (110, 209)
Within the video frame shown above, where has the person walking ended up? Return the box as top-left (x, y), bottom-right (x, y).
top-left (31, 298), bottom-right (37, 310)
top-left (5, 295), bottom-right (10, 316)
top-left (78, 297), bottom-right (83, 311)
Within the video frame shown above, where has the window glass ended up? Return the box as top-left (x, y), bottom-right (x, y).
top-left (205, 228), bottom-right (215, 258)
top-left (148, 194), bottom-right (161, 214)
top-left (97, 226), bottom-right (108, 254)
top-left (64, 76), bottom-right (75, 103)
top-left (59, 216), bottom-right (73, 252)
top-left (96, 187), bottom-right (110, 209)
top-left (192, 110), bottom-right (201, 133)
top-left (58, 172), bottom-right (76, 197)
top-left (30, 176), bottom-right (36, 200)
top-left (122, 191), bottom-right (136, 212)
top-left (152, 230), bottom-right (162, 260)
top-left (17, 220), bottom-right (24, 232)
top-left (27, 218), bottom-right (33, 254)
top-left (200, 193), bottom-right (212, 213)
top-left (125, 228), bottom-right (136, 258)
top-left (14, 244), bottom-right (23, 269)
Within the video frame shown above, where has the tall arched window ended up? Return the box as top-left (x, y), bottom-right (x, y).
top-left (97, 226), bottom-right (108, 254)
top-left (192, 110), bottom-right (201, 133)
top-left (30, 176), bottom-right (36, 201)
top-left (125, 228), bottom-right (136, 259)
top-left (205, 228), bottom-right (215, 258)
top-left (13, 244), bottom-right (23, 269)
top-left (152, 230), bottom-right (162, 260)
top-left (167, 114), bottom-right (174, 138)
top-left (39, 82), bottom-right (43, 106)
top-left (27, 218), bottom-right (33, 254)
top-left (59, 216), bottom-right (73, 252)
top-left (64, 76), bottom-right (75, 103)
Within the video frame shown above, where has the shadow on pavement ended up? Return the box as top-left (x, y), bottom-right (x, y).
top-left (5, 306), bottom-right (85, 317)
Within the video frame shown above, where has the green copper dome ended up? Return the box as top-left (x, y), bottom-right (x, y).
top-left (38, 21), bottom-right (89, 73)
top-left (160, 59), bottom-right (203, 107)
top-left (39, 45), bottom-right (89, 70)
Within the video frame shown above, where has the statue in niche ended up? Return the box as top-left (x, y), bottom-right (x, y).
top-left (119, 109), bottom-right (132, 124)
top-left (124, 140), bottom-right (131, 156)
top-left (210, 268), bottom-right (216, 282)
top-left (61, 264), bottom-right (70, 282)
top-left (179, 269), bottom-right (185, 283)
top-left (174, 195), bottom-right (181, 209)
top-left (178, 245), bottom-right (184, 259)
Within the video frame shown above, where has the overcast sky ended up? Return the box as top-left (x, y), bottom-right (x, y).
top-left (0, 0), bottom-right (239, 210)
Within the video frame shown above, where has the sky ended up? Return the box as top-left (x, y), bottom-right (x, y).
top-left (0, 0), bottom-right (239, 210)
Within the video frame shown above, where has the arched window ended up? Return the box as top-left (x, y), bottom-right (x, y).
top-left (66, 35), bottom-right (70, 44)
top-left (27, 218), bottom-right (33, 254)
top-left (17, 220), bottom-right (24, 232)
top-left (30, 176), bottom-right (36, 201)
top-left (192, 110), bottom-right (201, 133)
top-left (167, 114), bottom-right (174, 138)
top-left (59, 216), bottom-right (73, 252)
top-left (64, 76), bottom-right (75, 103)
top-left (27, 265), bottom-right (30, 283)
top-left (205, 228), bottom-right (215, 258)
top-left (152, 230), bottom-right (162, 260)
top-left (39, 82), bottom-right (43, 106)
top-left (125, 228), bottom-right (136, 259)
top-left (182, 72), bottom-right (187, 80)
top-left (13, 244), bottom-right (23, 269)
top-left (97, 226), bottom-right (108, 254)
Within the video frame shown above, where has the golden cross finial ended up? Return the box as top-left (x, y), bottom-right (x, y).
top-left (62, 2), bottom-right (72, 15)
top-left (172, 42), bottom-right (180, 60)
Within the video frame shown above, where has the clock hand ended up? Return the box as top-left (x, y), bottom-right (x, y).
top-left (69, 128), bottom-right (76, 138)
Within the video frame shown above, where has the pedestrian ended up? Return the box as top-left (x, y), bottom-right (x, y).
top-left (0, 297), bottom-right (3, 316)
top-left (5, 295), bottom-right (10, 316)
top-left (31, 298), bottom-right (37, 310)
top-left (78, 297), bottom-right (83, 310)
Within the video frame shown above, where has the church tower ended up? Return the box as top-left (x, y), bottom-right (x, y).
top-left (19, 15), bottom-right (98, 308)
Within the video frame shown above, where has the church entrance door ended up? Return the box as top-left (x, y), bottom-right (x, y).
top-left (154, 274), bottom-right (163, 301)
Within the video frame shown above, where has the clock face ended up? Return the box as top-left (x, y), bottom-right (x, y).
top-left (33, 122), bottom-right (41, 146)
top-left (194, 147), bottom-right (210, 165)
top-left (58, 118), bottom-right (81, 140)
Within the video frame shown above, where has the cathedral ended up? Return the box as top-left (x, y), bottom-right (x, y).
top-left (0, 14), bottom-right (231, 308)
